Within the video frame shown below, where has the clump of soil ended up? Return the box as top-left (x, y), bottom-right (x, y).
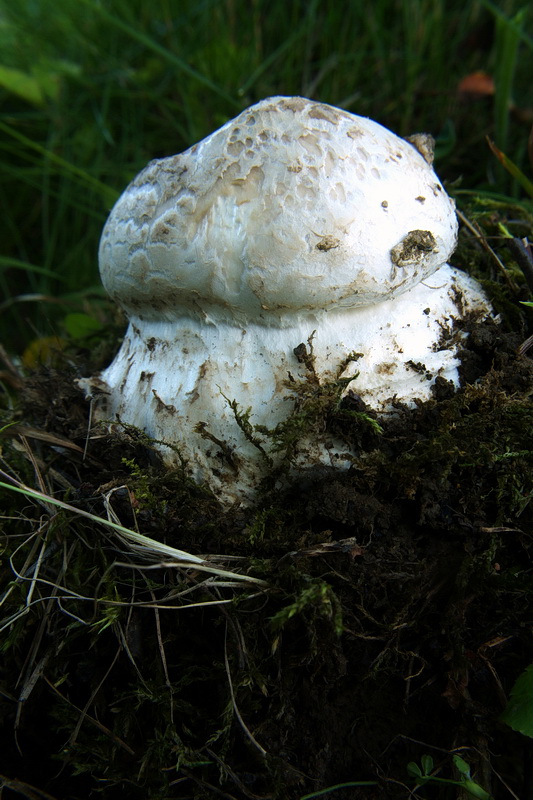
top-left (0, 314), bottom-right (532, 800)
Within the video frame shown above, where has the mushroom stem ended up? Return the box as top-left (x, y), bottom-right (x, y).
top-left (89, 263), bottom-right (489, 505)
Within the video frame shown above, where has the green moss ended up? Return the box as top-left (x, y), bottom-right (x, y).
top-left (270, 577), bottom-right (344, 641)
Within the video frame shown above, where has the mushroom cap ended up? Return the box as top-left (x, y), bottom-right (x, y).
top-left (99, 96), bottom-right (458, 325)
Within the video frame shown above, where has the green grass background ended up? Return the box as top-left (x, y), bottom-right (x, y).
top-left (0, 0), bottom-right (531, 352)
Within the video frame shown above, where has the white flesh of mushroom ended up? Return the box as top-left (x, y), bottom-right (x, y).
top-left (83, 97), bottom-right (492, 505)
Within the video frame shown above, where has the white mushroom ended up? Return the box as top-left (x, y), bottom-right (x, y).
top-left (82, 96), bottom-right (492, 505)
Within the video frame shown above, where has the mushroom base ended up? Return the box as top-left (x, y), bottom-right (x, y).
top-left (82, 264), bottom-right (492, 506)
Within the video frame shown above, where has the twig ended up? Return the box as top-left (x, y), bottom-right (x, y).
top-left (456, 208), bottom-right (519, 294)
top-left (67, 646), bottom-right (122, 749)
top-left (223, 622), bottom-right (267, 759)
top-left (0, 773), bottom-right (61, 800)
top-left (43, 675), bottom-right (135, 756)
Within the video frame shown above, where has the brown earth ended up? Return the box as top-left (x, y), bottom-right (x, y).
top-left (0, 314), bottom-right (532, 800)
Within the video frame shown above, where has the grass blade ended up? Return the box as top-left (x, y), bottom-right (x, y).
top-left (0, 121), bottom-right (118, 206)
top-left (0, 475), bottom-right (267, 585)
top-left (76, 0), bottom-right (240, 108)
top-left (487, 137), bottom-right (533, 197)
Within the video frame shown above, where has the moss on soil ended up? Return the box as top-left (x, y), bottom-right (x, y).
top-left (1, 206), bottom-right (533, 799)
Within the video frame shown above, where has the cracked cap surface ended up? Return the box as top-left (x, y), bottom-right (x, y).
top-left (99, 96), bottom-right (458, 324)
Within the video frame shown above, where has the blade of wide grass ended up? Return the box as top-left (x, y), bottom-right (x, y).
top-left (0, 475), bottom-right (267, 585)
top-left (487, 137), bottom-right (533, 197)
top-left (493, 6), bottom-right (527, 160)
top-left (76, 0), bottom-right (240, 108)
top-left (0, 257), bottom-right (65, 281)
top-left (238, 2), bottom-right (318, 97)
top-left (0, 121), bottom-right (118, 206)
top-left (480, 0), bottom-right (533, 50)
top-left (0, 162), bottom-right (106, 220)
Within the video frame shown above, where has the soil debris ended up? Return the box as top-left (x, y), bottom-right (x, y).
top-left (0, 302), bottom-right (532, 799)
